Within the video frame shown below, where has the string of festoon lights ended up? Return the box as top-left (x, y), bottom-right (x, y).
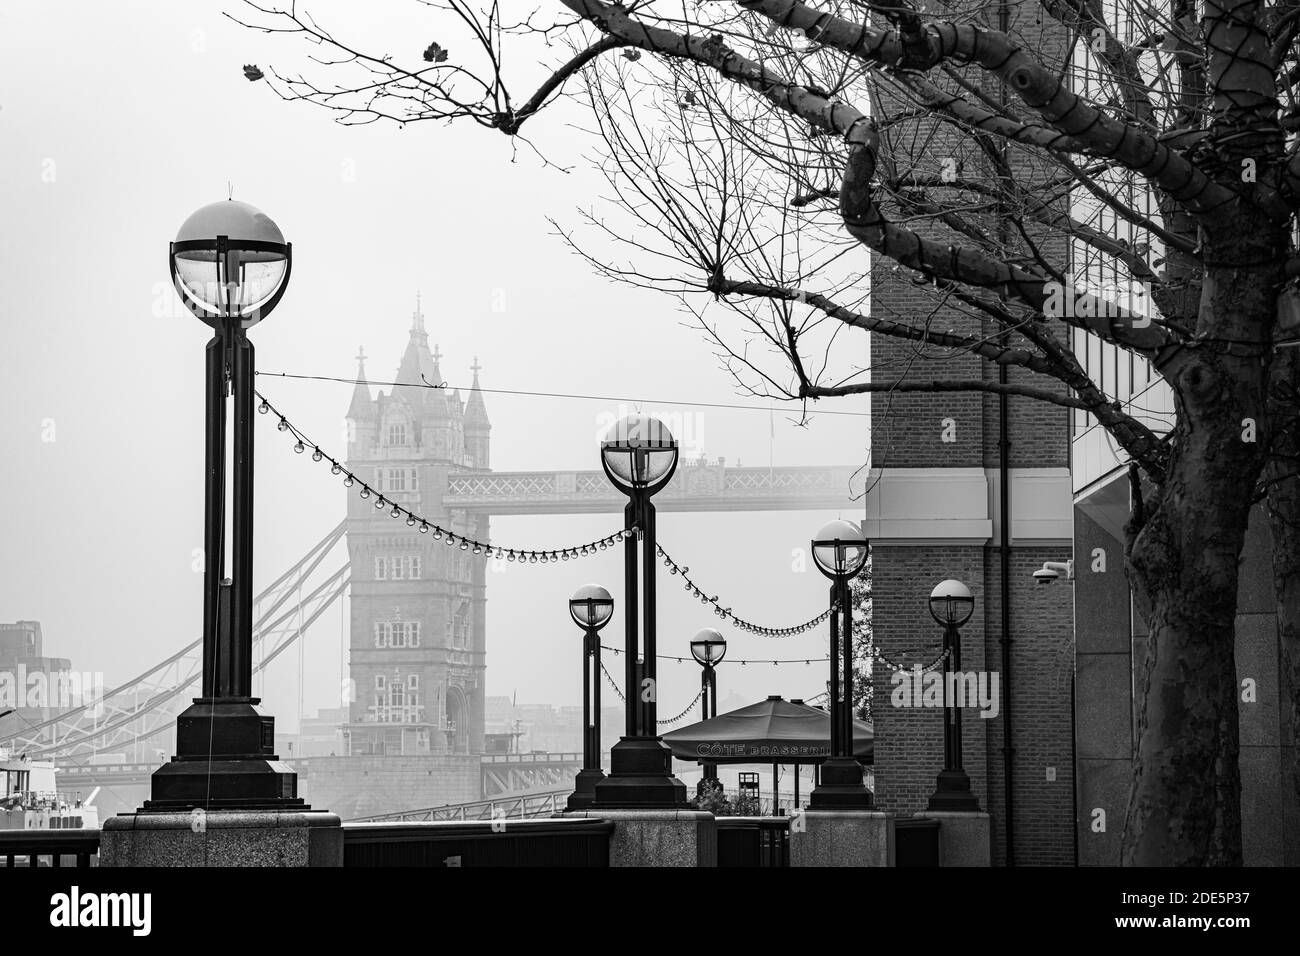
top-left (874, 647), bottom-right (951, 674)
top-left (257, 391), bottom-right (632, 561)
top-left (601, 645), bottom-right (830, 667)
top-left (598, 661), bottom-right (705, 727)
top-left (655, 543), bottom-right (833, 638)
top-left (258, 391), bottom-right (854, 637)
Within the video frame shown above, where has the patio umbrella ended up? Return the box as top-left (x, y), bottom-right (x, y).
top-left (662, 694), bottom-right (874, 763)
top-left (662, 695), bottom-right (873, 809)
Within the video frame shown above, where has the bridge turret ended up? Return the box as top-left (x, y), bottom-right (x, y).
top-left (465, 358), bottom-right (490, 470)
top-left (346, 347), bottom-right (377, 456)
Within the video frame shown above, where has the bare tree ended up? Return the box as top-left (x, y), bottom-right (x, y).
top-left (236, 0), bottom-right (1300, 866)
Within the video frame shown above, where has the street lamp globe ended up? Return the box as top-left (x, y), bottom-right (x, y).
top-left (599, 414), bottom-right (679, 495)
top-left (570, 584), bottom-right (615, 630)
top-left (929, 579), bottom-right (974, 627)
top-left (811, 519), bottom-right (869, 580)
top-left (690, 627), bottom-right (727, 667)
top-left (170, 200), bottom-right (292, 329)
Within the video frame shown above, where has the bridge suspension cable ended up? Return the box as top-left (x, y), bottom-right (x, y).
top-left (13, 522), bottom-right (350, 762)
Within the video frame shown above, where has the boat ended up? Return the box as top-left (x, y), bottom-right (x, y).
top-left (0, 746), bottom-right (99, 830)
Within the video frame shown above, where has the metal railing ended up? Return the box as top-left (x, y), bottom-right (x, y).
top-left (342, 818), bottom-right (613, 867)
top-left (0, 829), bottom-right (100, 868)
top-left (348, 788), bottom-right (570, 823)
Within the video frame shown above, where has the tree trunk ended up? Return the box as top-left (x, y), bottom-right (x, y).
top-left (1121, 220), bottom-right (1279, 866)
top-left (1266, 347), bottom-right (1300, 819)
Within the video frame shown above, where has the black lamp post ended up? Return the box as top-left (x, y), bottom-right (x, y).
top-left (145, 200), bottom-right (302, 811)
top-left (592, 414), bottom-right (687, 808)
top-left (568, 583), bottom-right (614, 809)
top-left (926, 579), bottom-right (981, 811)
top-left (808, 519), bottom-right (872, 809)
top-left (690, 627), bottom-right (726, 789)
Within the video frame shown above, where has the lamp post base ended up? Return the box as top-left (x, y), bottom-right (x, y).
top-left (567, 768), bottom-right (606, 810)
top-left (926, 768), bottom-right (981, 812)
top-left (807, 757), bottom-right (874, 810)
top-left (592, 737), bottom-right (687, 808)
top-left (141, 698), bottom-right (306, 812)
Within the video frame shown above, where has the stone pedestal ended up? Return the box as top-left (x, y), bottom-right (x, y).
top-left (789, 810), bottom-right (894, 867)
top-left (565, 809), bottom-right (716, 867)
top-left (100, 811), bottom-right (343, 867)
top-left (913, 811), bottom-right (991, 866)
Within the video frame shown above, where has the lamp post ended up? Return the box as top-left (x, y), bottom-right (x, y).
top-left (146, 199), bottom-right (302, 811)
top-left (592, 414), bottom-right (687, 807)
top-left (926, 578), bottom-right (981, 811)
top-left (808, 519), bottom-right (872, 809)
top-left (690, 627), bottom-right (726, 789)
top-left (568, 584), bottom-right (614, 809)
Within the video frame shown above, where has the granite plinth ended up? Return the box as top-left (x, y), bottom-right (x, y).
top-left (788, 810), bottom-right (893, 867)
top-left (913, 811), bottom-right (991, 866)
top-left (100, 810), bottom-right (343, 867)
top-left (565, 809), bottom-right (716, 867)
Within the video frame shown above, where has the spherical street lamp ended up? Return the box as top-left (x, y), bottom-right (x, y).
top-left (146, 200), bottom-right (303, 813)
top-left (927, 578), bottom-right (981, 812)
top-left (808, 519), bottom-right (871, 809)
top-left (690, 627), bottom-right (727, 668)
top-left (170, 200), bottom-right (292, 328)
top-left (811, 519), bottom-right (870, 581)
top-left (570, 583), bottom-right (615, 630)
top-left (599, 413), bottom-right (679, 495)
top-left (568, 584), bottom-right (614, 810)
top-left (690, 627), bottom-right (727, 790)
top-left (929, 579), bottom-right (974, 627)
top-left (594, 415), bottom-right (685, 808)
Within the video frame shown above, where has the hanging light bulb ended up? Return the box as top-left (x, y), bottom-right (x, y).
top-left (507, 551), bottom-right (516, 562)
top-left (359, 486), bottom-right (371, 499)
top-left (598, 540), bottom-right (608, 550)
top-left (529, 553), bottom-right (538, 564)
top-left (406, 514), bottom-right (417, 527)
top-left (473, 544), bottom-right (482, 555)
top-left (494, 548), bottom-right (504, 560)
top-left (419, 522), bottom-right (429, 534)
top-left (459, 540), bottom-right (469, 551)
top-left (432, 528), bottom-right (443, 539)
top-left (312, 449), bottom-right (324, 462)
top-left (344, 475), bottom-right (355, 488)
top-left (391, 504), bottom-right (402, 518)
top-left (375, 497), bottom-right (387, 510)
top-left (277, 419), bottom-right (289, 432)
top-left (331, 462), bottom-right (342, 475)
top-left (561, 551), bottom-right (570, 561)
top-left (258, 400), bottom-right (270, 414)
top-left (446, 535), bottom-right (456, 547)
top-left (293, 441), bottom-right (305, 454)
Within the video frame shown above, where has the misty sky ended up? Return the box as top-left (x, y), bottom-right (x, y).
top-left (0, 1), bottom-right (869, 733)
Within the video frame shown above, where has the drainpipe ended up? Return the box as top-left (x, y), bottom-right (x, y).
top-left (997, 0), bottom-right (1016, 868)
top-left (998, 367), bottom-right (1015, 867)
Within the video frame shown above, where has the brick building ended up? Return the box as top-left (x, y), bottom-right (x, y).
top-left (863, 4), bottom-right (1076, 865)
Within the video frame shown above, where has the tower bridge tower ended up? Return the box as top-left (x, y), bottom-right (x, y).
top-left (342, 297), bottom-right (490, 756)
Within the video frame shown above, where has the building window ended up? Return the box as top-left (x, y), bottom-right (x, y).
top-left (374, 555), bottom-right (422, 580)
top-left (407, 674), bottom-right (419, 691)
top-left (388, 423), bottom-right (407, 446)
top-left (391, 682), bottom-right (405, 708)
top-left (374, 675), bottom-right (386, 692)
top-left (387, 468), bottom-right (406, 492)
top-left (376, 621), bottom-right (421, 648)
